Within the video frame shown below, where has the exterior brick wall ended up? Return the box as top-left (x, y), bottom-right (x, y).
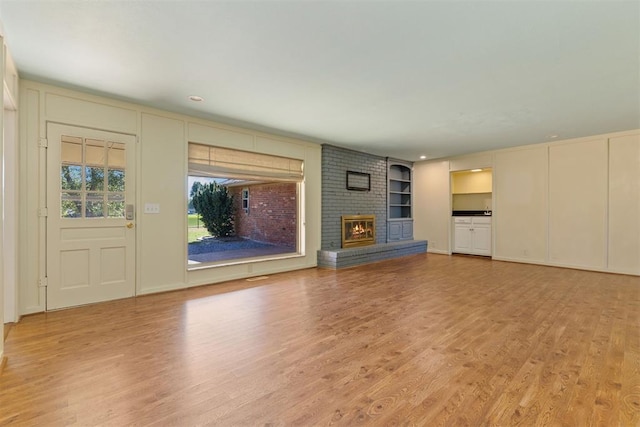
top-left (321, 144), bottom-right (388, 249)
top-left (231, 182), bottom-right (297, 248)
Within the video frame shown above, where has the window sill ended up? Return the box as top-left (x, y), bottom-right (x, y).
top-left (186, 251), bottom-right (304, 271)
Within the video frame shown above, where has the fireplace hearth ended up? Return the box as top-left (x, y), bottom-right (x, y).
top-left (341, 215), bottom-right (375, 248)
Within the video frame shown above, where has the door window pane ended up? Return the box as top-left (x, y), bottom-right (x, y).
top-left (107, 194), bottom-right (125, 218)
top-left (61, 165), bottom-right (82, 190)
top-left (61, 135), bottom-right (83, 163)
top-left (85, 139), bottom-right (105, 166)
top-left (86, 193), bottom-right (104, 218)
top-left (61, 192), bottom-right (82, 218)
top-left (107, 142), bottom-right (126, 168)
top-left (85, 167), bottom-right (104, 191)
top-left (108, 169), bottom-right (125, 192)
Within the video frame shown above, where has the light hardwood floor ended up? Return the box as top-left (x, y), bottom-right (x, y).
top-left (1, 254), bottom-right (639, 426)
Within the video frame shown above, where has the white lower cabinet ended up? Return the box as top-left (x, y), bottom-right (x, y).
top-left (453, 216), bottom-right (492, 256)
top-left (454, 219), bottom-right (472, 252)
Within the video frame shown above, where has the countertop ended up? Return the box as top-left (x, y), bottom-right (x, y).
top-left (452, 210), bottom-right (492, 216)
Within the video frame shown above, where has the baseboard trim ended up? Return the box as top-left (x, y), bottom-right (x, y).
top-left (491, 256), bottom-right (640, 277)
top-left (491, 256), bottom-right (546, 266)
top-left (427, 249), bottom-right (450, 255)
top-left (3, 323), bottom-right (14, 342)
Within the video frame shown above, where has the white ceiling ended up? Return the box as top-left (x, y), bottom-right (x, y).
top-left (0, 1), bottom-right (638, 161)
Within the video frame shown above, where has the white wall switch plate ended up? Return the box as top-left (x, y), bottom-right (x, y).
top-left (144, 203), bottom-right (160, 214)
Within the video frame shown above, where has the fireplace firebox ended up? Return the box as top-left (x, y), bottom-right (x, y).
top-left (341, 215), bottom-right (375, 248)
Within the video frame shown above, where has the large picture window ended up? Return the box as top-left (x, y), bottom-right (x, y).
top-left (187, 143), bottom-right (303, 266)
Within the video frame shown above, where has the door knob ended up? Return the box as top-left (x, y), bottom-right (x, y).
top-left (126, 222), bottom-right (134, 229)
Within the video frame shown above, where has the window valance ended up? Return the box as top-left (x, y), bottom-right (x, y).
top-left (188, 143), bottom-right (304, 182)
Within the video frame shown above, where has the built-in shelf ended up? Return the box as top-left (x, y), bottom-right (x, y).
top-left (387, 159), bottom-right (414, 241)
top-left (388, 163), bottom-right (412, 219)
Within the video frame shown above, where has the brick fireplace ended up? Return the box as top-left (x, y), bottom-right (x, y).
top-left (318, 144), bottom-right (427, 268)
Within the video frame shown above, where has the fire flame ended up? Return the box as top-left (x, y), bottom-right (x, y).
top-left (350, 222), bottom-right (369, 239)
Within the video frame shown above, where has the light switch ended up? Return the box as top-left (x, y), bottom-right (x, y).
top-left (144, 203), bottom-right (160, 214)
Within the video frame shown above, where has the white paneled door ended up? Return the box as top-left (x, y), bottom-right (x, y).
top-left (46, 124), bottom-right (136, 310)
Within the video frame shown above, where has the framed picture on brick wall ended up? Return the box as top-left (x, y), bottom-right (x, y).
top-left (346, 171), bottom-right (370, 191)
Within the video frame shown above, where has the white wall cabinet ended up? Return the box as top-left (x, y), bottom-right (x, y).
top-left (453, 216), bottom-right (491, 256)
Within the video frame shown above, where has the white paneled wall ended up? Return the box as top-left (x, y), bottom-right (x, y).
top-left (0, 36), bottom-right (4, 359)
top-left (493, 145), bottom-right (548, 263)
top-left (548, 138), bottom-right (608, 269)
top-left (413, 160), bottom-right (450, 254)
top-left (608, 134), bottom-right (640, 275)
top-left (415, 130), bottom-right (640, 276)
top-left (18, 80), bottom-right (322, 315)
top-left (138, 114), bottom-right (186, 294)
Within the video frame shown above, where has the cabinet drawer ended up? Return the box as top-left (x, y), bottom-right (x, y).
top-left (472, 217), bottom-right (492, 225)
top-left (454, 217), bottom-right (472, 224)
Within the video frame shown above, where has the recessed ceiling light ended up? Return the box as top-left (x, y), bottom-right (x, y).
top-left (419, 155), bottom-right (427, 160)
top-left (471, 169), bottom-right (482, 172)
top-left (547, 134), bottom-right (558, 139)
top-left (188, 95), bottom-right (204, 102)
